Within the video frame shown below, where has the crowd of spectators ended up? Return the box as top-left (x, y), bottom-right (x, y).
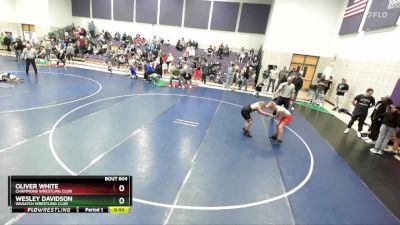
top-left (0, 21), bottom-right (262, 90)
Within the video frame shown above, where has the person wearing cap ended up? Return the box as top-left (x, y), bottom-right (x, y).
top-left (21, 43), bottom-right (38, 75)
top-left (333, 78), bottom-right (349, 111)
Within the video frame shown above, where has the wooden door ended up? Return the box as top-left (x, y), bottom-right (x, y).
top-left (302, 65), bottom-right (316, 89)
top-left (289, 54), bottom-right (319, 90)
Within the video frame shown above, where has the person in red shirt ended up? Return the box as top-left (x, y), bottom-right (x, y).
top-left (78, 36), bottom-right (86, 58)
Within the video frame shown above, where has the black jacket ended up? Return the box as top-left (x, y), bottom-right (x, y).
top-left (383, 111), bottom-right (400, 128)
top-left (14, 40), bottom-right (24, 51)
top-left (293, 77), bottom-right (303, 91)
top-left (371, 100), bottom-right (392, 121)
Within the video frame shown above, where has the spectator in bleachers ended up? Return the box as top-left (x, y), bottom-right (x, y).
top-left (66, 44), bottom-right (74, 63)
top-left (224, 63), bottom-right (234, 90)
top-left (183, 46), bottom-right (190, 61)
top-left (142, 37), bottom-right (149, 46)
top-left (144, 60), bottom-right (153, 81)
top-left (44, 39), bottom-right (52, 61)
top-left (223, 44), bottom-right (229, 56)
top-left (206, 45), bottom-right (214, 58)
top-left (249, 56), bottom-right (258, 72)
top-left (122, 32), bottom-right (127, 41)
top-left (56, 49), bottom-right (66, 67)
top-left (169, 66), bottom-right (181, 87)
top-left (78, 35), bottom-right (86, 58)
top-left (180, 66), bottom-right (192, 88)
top-left (161, 51), bottom-right (167, 63)
top-left (133, 34), bottom-right (141, 46)
top-left (114, 32), bottom-right (121, 41)
top-left (238, 47), bottom-right (245, 63)
top-left (181, 38), bottom-right (186, 48)
top-left (249, 48), bottom-right (254, 58)
top-left (88, 21), bottom-right (95, 37)
top-left (241, 66), bottom-right (250, 91)
top-left (217, 44), bottom-right (223, 59)
top-left (117, 55), bottom-right (125, 69)
top-left (0, 32), bottom-right (4, 50)
top-left (176, 39), bottom-right (183, 51)
top-left (201, 62), bottom-right (209, 84)
top-left (168, 61), bottom-right (176, 74)
top-left (189, 46), bottom-right (195, 59)
top-left (37, 46), bottom-right (46, 60)
top-left (154, 60), bottom-right (161, 75)
top-left (59, 39), bottom-right (66, 50)
top-left (166, 53), bottom-right (174, 66)
top-left (129, 64), bottom-right (137, 79)
top-left (85, 43), bottom-right (94, 55)
top-left (162, 61), bottom-right (168, 76)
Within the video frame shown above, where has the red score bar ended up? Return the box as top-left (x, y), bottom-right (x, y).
top-left (44, 182), bottom-right (130, 195)
top-left (9, 176), bottom-right (131, 196)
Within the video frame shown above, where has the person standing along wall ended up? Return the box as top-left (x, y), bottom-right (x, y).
top-left (333, 79), bottom-right (349, 111)
top-left (275, 67), bottom-right (288, 92)
top-left (267, 66), bottom-right (278, 92)
top-left (370, 106), bottom-right (400, 155)
top-left (344, 88), bottom-right (375, 138)
top-left (14, 37), bottom-right (24, 62)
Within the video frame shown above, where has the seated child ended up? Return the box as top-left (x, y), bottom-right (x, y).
top-left (128, 65), bottom-right (137, 79)
top-left (107, 61), bottom-right (113, 73)
top-left (169, 69), bottom-right (181, 87)
top-left (149, 73), bottom-right (161, 85)
top-left (56, 50), bottom-right (66, 67)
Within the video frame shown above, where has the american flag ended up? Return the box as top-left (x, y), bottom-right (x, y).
top-left (344, 0), bottom-right (369, 19)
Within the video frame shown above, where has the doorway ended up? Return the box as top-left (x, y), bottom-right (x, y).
top-left (21, 24), bottom-right (36, 42)
top-left (289, 54), bottom-right (319, 89)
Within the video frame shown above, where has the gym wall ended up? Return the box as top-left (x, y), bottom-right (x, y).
top-left (69, 0), bottom-right (272, 50)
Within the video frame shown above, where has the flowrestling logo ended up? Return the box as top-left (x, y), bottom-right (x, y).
top-left (363, 0), bottom-right (400, 30)
top-left (388, 0), bottom-right (400, 9)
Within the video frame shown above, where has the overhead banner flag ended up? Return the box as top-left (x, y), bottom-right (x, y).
top-left (339, 0), bottom-right (369, 35)
top-left (363, 0), bottom-right (400, 31)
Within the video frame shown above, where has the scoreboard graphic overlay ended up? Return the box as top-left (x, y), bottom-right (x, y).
top-left (8, 176), bottom-right (132, 213)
